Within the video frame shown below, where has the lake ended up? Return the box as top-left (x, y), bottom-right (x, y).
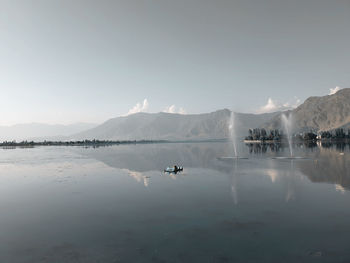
top-left (0, 142), bottom-right (350, 262)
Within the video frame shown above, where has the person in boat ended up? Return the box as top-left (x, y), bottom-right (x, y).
top-left (164, 165), bottom-right (183, 173)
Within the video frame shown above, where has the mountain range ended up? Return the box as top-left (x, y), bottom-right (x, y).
top-left (70, 110), bottom-right (278, 141)
top-left (1, 88), bottom-right (349, 141)
top-left (72, 88), bottom-right (350, 140)
top-left (263, 88), bottom-right (350, 132)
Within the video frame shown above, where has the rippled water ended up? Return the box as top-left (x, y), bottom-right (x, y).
top-left (0, 142), bottom-right (350, 262)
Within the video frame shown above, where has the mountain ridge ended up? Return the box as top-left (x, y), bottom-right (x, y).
top-left (71, 110), bottom-right (280, 141)
top-left (263, 88), bottom-right (350, 132)
top-left (2, 89), bottom-right (349, 142)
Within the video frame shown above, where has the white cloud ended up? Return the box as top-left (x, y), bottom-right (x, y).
top-left (258, 97), bottom-right (301, 114)
top-left (163, 105), bottom-right (187, 114)
top-left (259, 98), bottom-right (278, 113)
top-left (164, 105), bottom-right (176, 113)
top-left (127, 99), bottom-right (149, 115)
top-left (178, 107), bottom-right (187, 114)
top-left (283, 98), bottom-right (301, 109)
top-left (329, 86), bottom-right (342, 95)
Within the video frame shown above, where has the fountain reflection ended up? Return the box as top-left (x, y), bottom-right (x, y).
top-left (285, 161), bottom-right (297, 202)
top-left (230, 159), bottom-right (239, 205)
top-left (264, 159), bottom-right (304, 202)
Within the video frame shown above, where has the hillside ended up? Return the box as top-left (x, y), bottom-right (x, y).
top-left (3, 89), bottom-right (348, 142)
top-left (263, 88), bottom-right (350, 132)
top-left (71, 110), bottom-right (279, 141)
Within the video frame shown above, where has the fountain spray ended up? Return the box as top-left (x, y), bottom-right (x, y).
top-left (229, 111), bottom-right (237, 157)
top-left (281, 113), bottom-right (293, 157)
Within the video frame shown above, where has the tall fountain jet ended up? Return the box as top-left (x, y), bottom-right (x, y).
top-left (218, 110), bottom-right (247, 161)
top-left (229, 111), bottom-right (238, 157)
top-left (281, 113), bottom-right (293, 157)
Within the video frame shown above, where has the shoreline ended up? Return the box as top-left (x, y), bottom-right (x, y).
top-left (244, 138), bottom-right (350, 144)
top-left (0, 138), bottom-right (229, 148)
top-left (0, 140), bottom-right (168, 148)
top-left (1, 138), bottom-right (349, 148)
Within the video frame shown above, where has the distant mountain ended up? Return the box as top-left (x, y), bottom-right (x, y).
top-left (0, 123), bottom-right (97, 142)
top-left (263, 88), bottom-right (350, 132)
top-left (71, 110), bottom-right (279, 141)
top-left (4, 89), bottom-right (346, 142)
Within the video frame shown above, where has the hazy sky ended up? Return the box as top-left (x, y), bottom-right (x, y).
top-left (1, 0), bottom-right (349, 125)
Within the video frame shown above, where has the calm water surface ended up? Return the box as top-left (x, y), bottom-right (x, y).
top-left (0, 142), bottom-right (350, 262)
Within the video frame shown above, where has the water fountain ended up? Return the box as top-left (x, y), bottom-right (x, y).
top-left (272, 113), bottom-right (306, 160)
top-left (231, 158), bottom-right (239, 205)
top-left (281, 113), bottom-right (293, 157)
top-left (218, 111), bottom-right (248, 160)
top-left (229, 111), bottom-right (238, 157)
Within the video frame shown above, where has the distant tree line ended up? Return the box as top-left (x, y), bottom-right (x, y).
top-left (245, 128), bottom-right (282, 141)
top-left (320, 128), bottom-right (350, 139)
top-left (245, 127), bottom-right (350, 142)
top-left (0, 139), bottom-right (168, 147)
top-left (245, 129), bottom-right (318, 141)
top-left (300, 132), bottom-right (317, 141)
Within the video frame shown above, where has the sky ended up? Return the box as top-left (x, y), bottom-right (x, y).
top-left (1, 0), bottom-right (349, 125)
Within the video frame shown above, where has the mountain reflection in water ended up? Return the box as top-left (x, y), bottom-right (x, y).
top-left (1, 142), bottom-right (350, 262)
top-left (246, 142), bottom-right (350, 190)
top-left (73, 142), bottom-right (350, 192)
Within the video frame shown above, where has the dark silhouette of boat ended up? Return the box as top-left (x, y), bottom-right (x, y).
top-left (164, 165), bottom-right (183, 173)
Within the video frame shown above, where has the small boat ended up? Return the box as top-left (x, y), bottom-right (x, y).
top-left (164, 166), bottom-right (183, 173)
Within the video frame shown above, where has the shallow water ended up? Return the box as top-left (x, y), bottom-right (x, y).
top-left (0, 142), bottom-right (350, 262)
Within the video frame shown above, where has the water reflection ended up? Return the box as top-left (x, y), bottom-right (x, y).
top-left (122, 169), bottom-right (150, 187)
top-left (263, 159), bottom-right (303, 202)
top-left (266, 169), bottom-right (278, 183)
top-left (2, 143), bottom-right (350, 262)
top-left (246, 142), bottom-right (321, 154)
top-left (230, 159), bottom-right (239, 205)
top-left (298, 147), bottom-right (350, 190)
top-left (285, 161), bottom-right (297, 202)
top-left (73, 143), bottom-right (235, 175)
top-left (246, 142), bottom-right (350, 191)
top-left (246, 141), bottom-right (350, 154)
top-left (73, 142), bottom-right (350, 193)
top-left (68, 142), bottom-right (349, 209)
top-left (247, 143), bottom-right (281, 154)
top-left (335, 184), bottom-right (346, 194)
